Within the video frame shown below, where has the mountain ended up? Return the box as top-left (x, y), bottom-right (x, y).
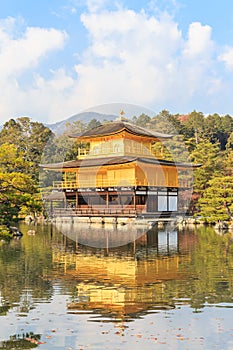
top-left (46, 111), bottom-right (118, 134)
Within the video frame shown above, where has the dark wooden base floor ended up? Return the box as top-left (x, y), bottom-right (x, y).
top-left (50, 207), bottom-right (180, 219)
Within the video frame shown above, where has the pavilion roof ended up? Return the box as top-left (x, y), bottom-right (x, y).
top-left (40, 156), bottom-right (200, 170)
top-left (69, 120), bottom-right (173, 140)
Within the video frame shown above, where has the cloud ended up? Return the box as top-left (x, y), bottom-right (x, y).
top-left (183, 22), bottom-right (214, 58)
top-left (86, 0), bottom-right (110, 13)
top-left (67, 10), bottom-right (219, 115)
top-left (0, 28), bottom-right (67, 79)
top-left (180, 22), bottom-right (216, 96)
top-left (148, 0), bottom-right (181, 16)
top-left (0, 17), bottom-right (67, 122)
top-left (0, 7), bottom-right (229, 125)
top-left (218, 47), bottom-right (233, 71)
top-left (72, 10), bottom-right (182, 107)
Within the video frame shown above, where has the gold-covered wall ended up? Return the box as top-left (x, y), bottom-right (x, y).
top-left (77, 164), bottom-right (136, 188)
top-left (135, 164), bottom-right (178, 187)
top-left (85, 131), bottom-right (156, 159)
top-left (61, 161), bottom-right (178, 188)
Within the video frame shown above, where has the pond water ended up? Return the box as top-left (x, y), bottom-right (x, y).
top-left (1, 222), bottom-right (233, 349)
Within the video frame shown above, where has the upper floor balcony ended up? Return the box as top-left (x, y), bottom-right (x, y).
top-left (77, 144), bottom-right (163, 160)
top-left (53, 178), bottom-right (191, 189)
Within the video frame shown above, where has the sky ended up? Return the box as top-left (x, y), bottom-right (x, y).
top-left (1, 0), bottom-right (233, 124)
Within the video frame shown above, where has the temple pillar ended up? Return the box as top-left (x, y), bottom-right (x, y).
top-left (76, 192), bottom-right (78, 208)
top-left (106, 191), bottom-right (109, 208)
top-left (133, 190), bottom-right (136, 210)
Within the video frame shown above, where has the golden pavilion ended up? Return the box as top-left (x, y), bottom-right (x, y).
top-left (42, 118), bottom-right (195, 218)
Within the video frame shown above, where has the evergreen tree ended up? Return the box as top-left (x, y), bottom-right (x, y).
top-left (226, 132), bottom-right (233, 150)
top-left (0, 117), bottom-right (53, 180)
top-left (151, 110), bottom-right (183, 135)
top-left (0, 144), bottom-right (41, 224)
top-left (133, 113), bottom-right (151, 128)
top-left (183, 110), bottom-right (205, 143)
top-left (190, 141), bottom-right (222, 193)
top-left (86, 118), bottom-right (101, 130)
top-left (198, 176), bottom-right (233, 222)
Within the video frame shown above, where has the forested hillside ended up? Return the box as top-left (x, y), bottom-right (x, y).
top-left (0, 111), bottom-right (232, 233)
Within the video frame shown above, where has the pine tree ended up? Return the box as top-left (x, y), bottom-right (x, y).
top-left (198, 176), bottom-right (233, 223)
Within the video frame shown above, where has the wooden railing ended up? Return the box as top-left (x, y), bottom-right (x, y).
top-left (52, 207), bottom-right (177, 218)
top-left (53, 181), bottom-right (79, 189)
top-left (53, 179), bottom-right (192, 189)
top-left (53, 207), bottom-right (140, 217)
top-left (53, 179), bottom-right (141, 189)
top-left (77, 147), bottom-right (156, 159)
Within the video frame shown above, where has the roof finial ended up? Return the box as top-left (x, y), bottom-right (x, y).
top-left (115, 110), bottom-right (126, 122)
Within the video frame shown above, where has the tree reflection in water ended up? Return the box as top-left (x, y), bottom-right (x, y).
top-left (0, 222), bottom-right (233, 347)
top-left (0, 332), bottom-right (42, 349)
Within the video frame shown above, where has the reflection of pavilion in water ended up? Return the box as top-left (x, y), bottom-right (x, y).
top-left (54, 220), bottom-right (196, 250)
top-left (52, 224), bottom-right (197, 320)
